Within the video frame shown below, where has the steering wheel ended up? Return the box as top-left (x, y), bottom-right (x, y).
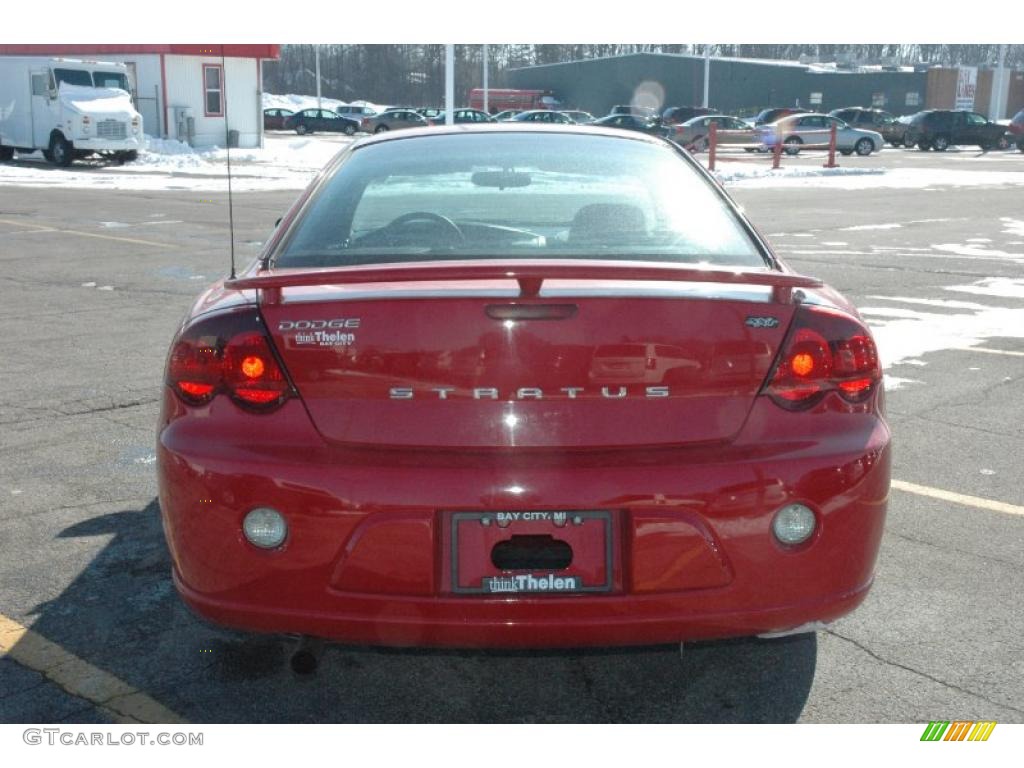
top-left (380, 211), bottom-right (465, 245)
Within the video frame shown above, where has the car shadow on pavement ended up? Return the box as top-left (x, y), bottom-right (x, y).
top-left (11, 499), bottom-right (817, 723)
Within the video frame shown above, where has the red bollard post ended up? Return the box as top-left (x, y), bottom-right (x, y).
top-left (824, 123), bottom-right (838, 168)
top-left (708, 121), bottom-right (717, 172)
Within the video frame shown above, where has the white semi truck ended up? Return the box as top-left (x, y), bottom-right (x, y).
top-left (0, 56), bottom-right (144, 166)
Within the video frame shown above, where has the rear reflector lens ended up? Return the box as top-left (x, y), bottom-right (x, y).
top-left (243, 507), bottom-right (288, 549)
top-left (772, 504), bottom-right (817, 546)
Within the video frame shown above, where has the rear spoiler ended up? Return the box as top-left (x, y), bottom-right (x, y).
top-left (225, 260), bottom-right (823, 303)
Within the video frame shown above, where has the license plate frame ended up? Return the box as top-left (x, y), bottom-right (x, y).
top-left (449, 510), bottom-right (614, 595)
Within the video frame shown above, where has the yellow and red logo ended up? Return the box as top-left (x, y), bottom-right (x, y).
top-left (921, 721), bottom-right (997, 741)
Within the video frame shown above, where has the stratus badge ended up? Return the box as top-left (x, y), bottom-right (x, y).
top-left (745, 316), bottom-right (780, 329)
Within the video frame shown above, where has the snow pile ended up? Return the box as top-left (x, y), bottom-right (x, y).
top-left (718, 166), bottom-right (1024, 190)
top-left (262, 93), bottom-right (387, 115)
top-left (1, 134), bottom-right (350, 191)
top-left (59, 84), bottom-right (136, 117)
top-left (715, 165), bottom-right (885, 184)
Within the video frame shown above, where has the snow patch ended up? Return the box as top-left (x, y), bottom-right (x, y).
top-left (722, 168), bottom-right (1024, 190)
top-left (715, 166), bottom-right (885, 185)
top-left (1001, 218), bottom-right (1024, 238)
top-left (884, 375), bottom-right (923, 391)
top-left (932, 243), bottom-right (1024, 262)
top-left (945, 278), bottom-right (1024, 299)
top-left (842, 223), bottom-right (902, 231)
top-left (865, 285), bottom-right (1024, 378)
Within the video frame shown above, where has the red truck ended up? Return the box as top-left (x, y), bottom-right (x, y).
top-left (468, 88), bottom-right (560, 113)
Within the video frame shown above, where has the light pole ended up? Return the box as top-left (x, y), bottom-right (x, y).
top-left (703, 45), bottom-right (711, 108)
top-left (483, 43), bottom-right (489, 114)
top-left (315, 44), bottom-right (322, 111)
top-left (445, 44), bottom-right (455, 126)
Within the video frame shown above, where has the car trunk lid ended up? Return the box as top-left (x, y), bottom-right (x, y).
top-left (235, 261), bottom-right (817, 450)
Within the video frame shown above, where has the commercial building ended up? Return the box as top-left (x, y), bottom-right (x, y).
top-left (507, 52), bottom-right (1023, 119)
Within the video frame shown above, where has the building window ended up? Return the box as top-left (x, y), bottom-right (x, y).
top-left (809, 92), bottom-right (823, 105)
top-left (203, 64), bottom-right (224, 116)
top-left (906, 91), bottom-right (921, 107)
top-left (872, 92), bottom-right (887, 107)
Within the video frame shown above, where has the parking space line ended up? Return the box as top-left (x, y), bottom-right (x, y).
top-left (959, 347), bottom-right (1024, 358)
top-left (0, 218), bottom-right (177, 249)
top-left (892, 480), bottom-right (1024, 517)
top-left (0, 612), bottom-right (187, 723)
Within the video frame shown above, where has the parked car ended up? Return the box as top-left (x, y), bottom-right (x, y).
top-left (286, 108), bottom-right (360, 136)
top-left (361, 109), bottom-right (431, 133)
top-left (662, 106), bottom-right (718, 125)
top-left (590, 113), bottom-right (669, 137)
top-left (263, 108), bottom-right (294, 131)
top-left (902, 110), bottom-right (1007, 151)
top-left (158, 124), bottom-right (889, 650)
top-left (1009, 108), bottom-right (1024, 152)
top-left (758, 113), bottom-right (883, 156)
top-left (511, 110), bottom-right (576, 124)
top-left (418, 107), bottom-right (445, 120)
top-left (674, 115), bottom-right (758, 151)
top-left (829, 107), bottom-right (906, 146)
top-left (611, 105), bottom-right (659, 121)
top-left (336, 104), bottom-right (378, 119)
top-left (428, 108), bottom-right (496, 125)
top-left (492, 110), bottom-right (521, 121)
top-left (561, 110), bottom-right (595, 124)
top-left (753, 107), bottom-right (808, 126)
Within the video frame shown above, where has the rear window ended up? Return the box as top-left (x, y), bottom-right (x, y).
top-left (276, 132), bottom-right (765, 269)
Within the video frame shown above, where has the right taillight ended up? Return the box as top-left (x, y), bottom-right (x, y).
top-left (762, 305), bottom-right (881, 410)
top-left (166, 308), bottom-right (294, 412)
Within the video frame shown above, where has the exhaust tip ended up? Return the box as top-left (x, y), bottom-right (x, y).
top-left (290, 649), bottom-right (318, 676)
top-left (289, 635), bottom-right (324, 676)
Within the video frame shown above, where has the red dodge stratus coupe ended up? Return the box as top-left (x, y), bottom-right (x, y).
top-left (158, 124), bottom-right (890, 649)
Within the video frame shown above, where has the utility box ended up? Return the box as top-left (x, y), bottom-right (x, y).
top-left (173, 106), bottom-right (194, 145)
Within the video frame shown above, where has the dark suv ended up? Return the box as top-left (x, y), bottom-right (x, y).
top-left (902, 110), bottom-right (1006, 151)
top-left (661, 106), bottom-right (717, 125)
top-left (610, 105), bottom-right (659, 121)
top-left (829, 107), bottom-right (906, 146)
top-left (753, 107), bottom-right (807, 126)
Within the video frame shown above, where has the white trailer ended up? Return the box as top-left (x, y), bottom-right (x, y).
top-left (0, 56), bottom-right (144, 166)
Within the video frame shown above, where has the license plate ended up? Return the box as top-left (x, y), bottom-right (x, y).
top-left (449, 510), bottom-right (613, 595)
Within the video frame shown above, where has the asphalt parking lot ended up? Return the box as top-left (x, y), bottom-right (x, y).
top-left (1, 145), bottom-right (1022, 723)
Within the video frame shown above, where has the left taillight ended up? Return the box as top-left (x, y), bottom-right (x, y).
top-left (761, 304), bottom-right (881, 410)
top-left (167, 309), bottom-right (294, 412)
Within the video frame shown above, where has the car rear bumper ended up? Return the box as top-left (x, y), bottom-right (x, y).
top-left (158, 392), bottom-right (891, 648)
top-left (173, 567), bottom-right (874, 648)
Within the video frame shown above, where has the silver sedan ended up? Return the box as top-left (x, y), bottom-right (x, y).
top-left (758, 113), bottom-right (884, 156)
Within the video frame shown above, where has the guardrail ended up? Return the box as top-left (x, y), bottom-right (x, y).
top-left (695, 122), bottom-right (840, 172)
